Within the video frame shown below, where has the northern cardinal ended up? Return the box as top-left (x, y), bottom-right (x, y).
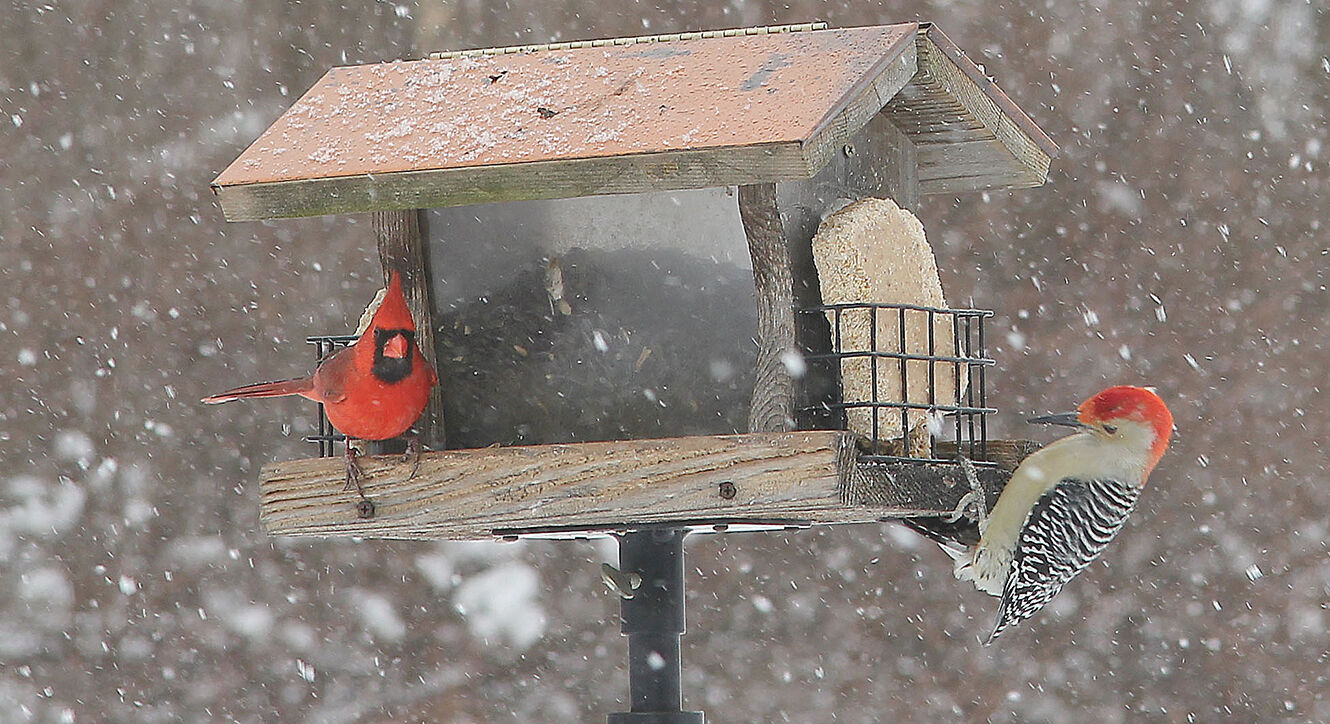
top-left (203, 272), bottom-right (437, 515)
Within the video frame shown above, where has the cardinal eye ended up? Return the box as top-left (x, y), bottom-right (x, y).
top-left (1103, 424), bottom-right (1118, 434)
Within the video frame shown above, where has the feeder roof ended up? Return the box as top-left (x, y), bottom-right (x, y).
top-left (213, 22), bottom-right (1057, 221)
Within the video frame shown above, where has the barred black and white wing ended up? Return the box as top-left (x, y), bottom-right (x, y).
top-left (987, 478), bottom-right (1142, 643)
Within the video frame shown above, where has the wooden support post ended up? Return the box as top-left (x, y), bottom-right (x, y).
top-left (739, 183), bottom-right (796, 434)
top-left (875, 115), bottom-right (920, 211)
top-left (373, 209), bottom-right (447, 451)
top-left (769, 111), bottom-right (923, 430)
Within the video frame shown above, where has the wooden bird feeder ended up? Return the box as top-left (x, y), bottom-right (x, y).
top-left (213, 22), bottom-right (1056, 722)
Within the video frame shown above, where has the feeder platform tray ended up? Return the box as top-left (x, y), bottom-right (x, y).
top-left (258, 433), bottom-right (1038, 540)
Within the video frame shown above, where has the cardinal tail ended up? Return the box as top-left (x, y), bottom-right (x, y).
top-left (201, 376), bottom-right (315, 404)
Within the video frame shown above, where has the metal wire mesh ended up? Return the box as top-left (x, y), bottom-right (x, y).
top-left (798, 302), bottom-right (995, 466)
top-left (305, 334), bottom-right (356, 457)
top-left (305, 303), bottom-right (993, 465)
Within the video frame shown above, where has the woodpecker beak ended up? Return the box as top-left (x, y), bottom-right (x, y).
top-left (1027, 412), bottom-right (1088, 429)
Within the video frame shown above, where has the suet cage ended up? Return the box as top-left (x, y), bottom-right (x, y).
top-left (800, 302), bottom-right (994, 466)
top-left (304, 334), bottom-right (356, 458)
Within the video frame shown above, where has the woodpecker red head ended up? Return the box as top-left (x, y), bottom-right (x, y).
top-left (1080, 385), bottom-right (1173, 472)
top-left (1029, 385), bottom-right (1174, 479)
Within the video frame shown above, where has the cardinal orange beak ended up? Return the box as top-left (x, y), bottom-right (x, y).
top-left (384, 333), bottom-right (409, 359)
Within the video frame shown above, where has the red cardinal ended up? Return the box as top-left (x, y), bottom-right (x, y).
top-left (203, 272), bottom-right (437, 514)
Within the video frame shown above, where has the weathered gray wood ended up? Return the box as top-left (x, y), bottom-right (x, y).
top-left (887, 26), bottom-right (1055, 195)
top-left (846, 439), bottom-right (1038, 515)
top-left (260, 432), bottom-right (849, 540)
top-left (215, 143), bottom-right (810, 222)
top-left (936, 439), bottom-right (1041, 473)
top-left (916, 139), bottom-right (1029, 170)
top-left (801, 42), bottom-right (916, 177)
top-left (921, 170), bottom-right (1050, 195)
top-left (373, 209), bottom-right (446, 451)
top-left (739, 183), bottom-right (796, 433)
top-left (874, 117), bottom-right (920, 211)
top-left (845, 458), bottom-right (1007, 511)
top-left (257, 432), bottom-right (1032, 541)
top-left (775, 111), bottom-right (922, 430)
top-left (779, 111), bottom-right (920, 220)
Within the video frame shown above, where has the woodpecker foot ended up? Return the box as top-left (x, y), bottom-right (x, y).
top-left (946, 455), bottom-right (989, 528)
top-left (396, 433), bottom-right (423, 481)
top-left (343, 441), bottom-right (376, 518)
top-left (945, 491), bottom-right (977, 524)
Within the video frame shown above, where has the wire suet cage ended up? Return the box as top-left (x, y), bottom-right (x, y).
top-left (304, 334), bottom-right (356, 457)
top-left (799, 302), bottom-right (994, 467)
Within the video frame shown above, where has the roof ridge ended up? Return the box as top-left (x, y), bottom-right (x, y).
top-left (427, 22), bottom-right (829, 60)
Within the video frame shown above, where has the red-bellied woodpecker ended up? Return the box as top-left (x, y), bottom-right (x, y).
top-left (906, 385), bottom-right (1174, 643)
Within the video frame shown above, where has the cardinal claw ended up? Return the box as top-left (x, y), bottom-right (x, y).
top-left (343, 444), bottom-right (366, 492)
top-left (398, 434), bottom-right (423, 481)
top-left (343, 442), bottom-right (375, 517)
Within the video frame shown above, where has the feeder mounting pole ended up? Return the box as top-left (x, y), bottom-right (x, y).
top-left (609, 528), bottom-right (704, 724)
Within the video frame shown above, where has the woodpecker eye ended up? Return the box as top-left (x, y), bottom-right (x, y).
top-left (1103, 424), bottom-right (1118, 435)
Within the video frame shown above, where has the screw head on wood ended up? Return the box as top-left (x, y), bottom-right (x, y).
top-left (718, 481), bottom-right (736, 499)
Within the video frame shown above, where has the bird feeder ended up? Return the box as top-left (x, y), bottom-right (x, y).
top-left (212, 22), bottom-right (1056, 722)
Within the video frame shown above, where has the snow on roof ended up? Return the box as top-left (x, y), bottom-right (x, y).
top-left (213, 23), bottom-right (1056, 221)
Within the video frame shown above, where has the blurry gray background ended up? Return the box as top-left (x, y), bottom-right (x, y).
top-left (3, 1), bottom-right (1327, 721)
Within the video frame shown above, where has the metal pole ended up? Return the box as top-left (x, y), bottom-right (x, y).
top-left (608, 528), bottom-right (704, 724)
